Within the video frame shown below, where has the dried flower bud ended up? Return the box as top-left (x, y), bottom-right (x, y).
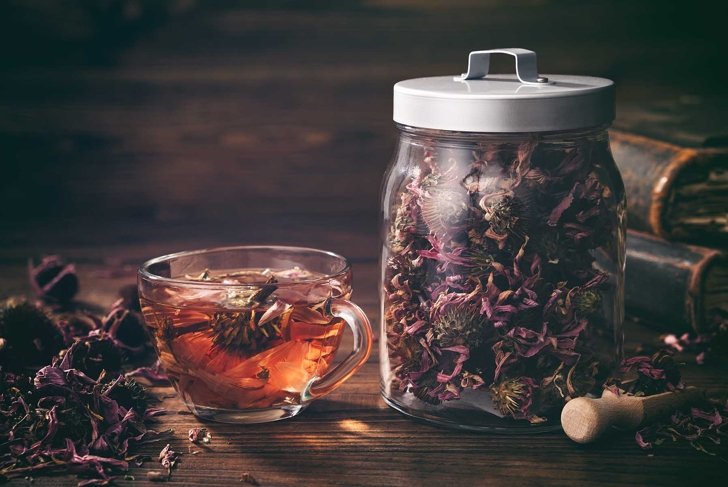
top-left (103, 306), bottom-right (148, 355)
top-left (432, 307), bottom-right (487, 349)
top-left (574, 289), bottom-right (602, 315)
top-left (481, 195), bottom-right (527, 237)
top-left (489, 376), bottom-right (537, 420)
top-left (412, 384), bottom-right (441, 405)
top-left (54, 333), bottom-right (123, 380)
top-left (56, 310), bottom-right (102, 341)
top-left (28, 255), bottom-right (79, 305)
top-left (0, 302), bottom-right (66, 370)
top-left (103, 376), bottom-right (148, 414)
top-left (188, 427), bottom-right (211, 444)
top-left (158, 444), bottom-right (180, 477)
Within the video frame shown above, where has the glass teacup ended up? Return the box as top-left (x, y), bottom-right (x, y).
top-left (138, 246), bottom-right (372, 423)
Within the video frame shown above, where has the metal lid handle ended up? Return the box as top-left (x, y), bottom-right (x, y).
top-left (459, 48), bottom-right (551, 85)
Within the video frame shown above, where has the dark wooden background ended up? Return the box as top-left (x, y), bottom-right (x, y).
top-left (0, 1), bottom-right (726, 485)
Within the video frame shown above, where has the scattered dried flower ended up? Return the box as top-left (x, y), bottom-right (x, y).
top-left (28, 255), bottom-right (79, 305)
top-left (0, 301), bottom-right (66, 370)
top-left (635, 405), bottom-right (728, 457)
top-left (158, 444), bottom-right (180, 478)
top-left (188, 427), bottom-right (211, 444)
top-left (126, 359), bottom-right (169, 384)
top-left (102, 305), bottom-right (148, 355)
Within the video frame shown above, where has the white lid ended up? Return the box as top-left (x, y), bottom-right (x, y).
top-left (393, 48), bottom-right (615, 133)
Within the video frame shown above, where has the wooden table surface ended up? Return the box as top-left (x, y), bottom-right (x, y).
top-left (1, 1), bottom-right (726, 485)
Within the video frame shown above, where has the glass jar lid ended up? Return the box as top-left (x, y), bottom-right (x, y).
top-left (393, 48), bottom-right (614, 133)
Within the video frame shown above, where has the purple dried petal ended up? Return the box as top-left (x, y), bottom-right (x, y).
top-left (158, 443), bottom-right (180, 475)
top-left (690, 408), bottom-right (723, 426)
top-left (188, 427), bottom-right (211, 444)
top-left (635, 429), bottom-right (653, 449)
top-left (695, 352), bottom-right (705, 365)
top-left (547, 184), bottom-right (577, 226)
top-left (126, 359), bottom-right (169, 384)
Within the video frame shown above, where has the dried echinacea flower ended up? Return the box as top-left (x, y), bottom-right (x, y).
top-left (610, 350), bottom-right (682, 396)
top-left (210, 310), bottom-right (283, 353)
top-left (54, 333), bottom-right (123, 380)
top-left (158, 444), bottom-right (180, 478)
top-left (188, 427), bottom-right (211, 444)
top-left (0, 301), bottom-right (66, 370)
top-left (28, 255), bottom-right (79, 305)
top-left (482, 195), bottom-right (523, 234)
top-left (432, 307), bottom-right (487, 348)
top-left (489, 377), bottom-right (537, 420)
top-left (573, 289), bottom-right (602, 316)
top-left (103, 305), bottom-right (149, 355)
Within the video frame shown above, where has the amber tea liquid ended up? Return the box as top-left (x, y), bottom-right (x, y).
top-left (141, 268), bottom-right (347, 412)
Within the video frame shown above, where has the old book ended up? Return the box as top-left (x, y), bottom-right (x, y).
top-left (625, 230), bottom-right (727, 333)
top-left (611, 97), bottom-right (728, 245)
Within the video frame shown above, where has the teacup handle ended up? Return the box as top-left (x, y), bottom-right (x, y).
top-left (304, 297), bottom-right (372, 400)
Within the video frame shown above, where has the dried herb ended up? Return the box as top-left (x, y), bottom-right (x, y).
top-left (102, 305), bottom-right (148, 356)
top-left (55, 333), bottom-right (123, 381)
top-left (605, 350), bottom-right (682, 396)
top-left (127, 359), bottom-right (169, 384)
top-left (188, 427), bottom-right (211, 444)
top-left (660, 312), bottom-right (728, 365)
top-left (28, 255), bottom-right (79, 306)
top-left (383, 136), bottom-right (621, 421)
top-left (0, 264), bottom-right (168, 485)
top-left (489, 377), bottom-right (540, 422)
top-left (0, 364), bottom-right (168, 484)
top-left (607, 335), bottom-right (728, 457)
top-left (0, 301), bottom-right (67, 370)
top-left (635, 405), bottom-right (728, 457)
top-left (158, 444), bottom-right (180, 478)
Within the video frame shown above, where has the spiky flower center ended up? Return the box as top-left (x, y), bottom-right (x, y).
top-left (483, 195), bottom-right (523, 235)
top-left (432, 308), bottom-right (486, 348)
top-left (211, 310), bottom-right (282, 353)
top-left (461, 248), bottom-right (495, 273)
top-left (490, 378), bottom-right (529, 416)
top-left (574, 289), bottom-right (602, 315)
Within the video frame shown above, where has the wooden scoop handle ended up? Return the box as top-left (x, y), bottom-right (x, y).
top-left (561, 387), bottom-right (705, 444)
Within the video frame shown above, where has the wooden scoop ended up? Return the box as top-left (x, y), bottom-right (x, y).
top-left (561, 387), bottom-right (705, 444)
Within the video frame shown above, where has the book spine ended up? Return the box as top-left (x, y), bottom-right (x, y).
top-left (610, 130), bottom-right (698, 239)
top-left (625, 230), bottom-right (721, 333)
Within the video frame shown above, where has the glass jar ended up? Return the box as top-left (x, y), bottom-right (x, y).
top-left (379, 49), bottom-right (626, 431)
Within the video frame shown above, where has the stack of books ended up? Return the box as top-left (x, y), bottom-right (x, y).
top-left (614, 97), bottom-right (728, 333)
